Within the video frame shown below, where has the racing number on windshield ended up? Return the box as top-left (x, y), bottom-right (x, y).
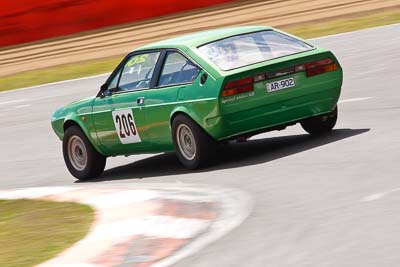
top-left (126, 54), bottom-right (149, 67)
top-left (112, 109), bottom-right (141, 144)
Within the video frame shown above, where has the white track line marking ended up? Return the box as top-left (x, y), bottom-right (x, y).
top-left (361, 192), bottom-right (387, 202)
top-left (361, 187), bottom-right (400, 202)
top-left (0, 73), bottom-right (109, 95)
top-left (0, 99), bottom-right (26, 105)
top-left (0, 186), bottom-right (79, 199)
top-left (338, 97), bottom-right (373, 104)
top-left (311, 23), bottom-right (400, 41)
top-left (57, 264), bottom-right (99, 267)
top-left (15, 104), bottom-right (31, 108)
top-left (82, 189), bottom-right (159, 209)
top-left (85, 216), bottom-right (209, 241)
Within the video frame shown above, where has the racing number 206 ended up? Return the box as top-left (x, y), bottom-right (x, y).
top-left (115, 113), bottom-right (136, 138)
top-left (112, 109), bottom-right (142, 144)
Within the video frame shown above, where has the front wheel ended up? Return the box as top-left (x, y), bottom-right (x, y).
top-left (172, 115), bottom-right (216, 170)
top-left (63, 126), bottom-right (106, 180)
top-left (300, 106), bottom-right (338, 135)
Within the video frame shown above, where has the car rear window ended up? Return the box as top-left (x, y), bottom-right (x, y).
top-left (198, 30), bottom-right (313, 71)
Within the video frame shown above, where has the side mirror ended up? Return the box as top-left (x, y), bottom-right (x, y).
top-left (97, 83), bottom-right (110, 98)
top-left (100, 83), bottom-right (108, 91)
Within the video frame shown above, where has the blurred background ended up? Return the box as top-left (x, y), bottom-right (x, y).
top-left (0, 0), bottom-right (234, 47)
top-left (0, 0), bottom-right (399, 90)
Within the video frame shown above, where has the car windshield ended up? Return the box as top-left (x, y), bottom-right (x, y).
top-left (198, 30), bottom-right (313, 71)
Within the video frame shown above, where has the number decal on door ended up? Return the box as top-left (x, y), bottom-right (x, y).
top-left (112, 109), bottom-right (141, 144)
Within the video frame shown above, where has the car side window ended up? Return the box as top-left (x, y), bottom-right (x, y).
top-left (107, 68), bottom-right (121, 91)
top-left (117, 52), bottom-right (161, 92)
top-left (158, 52), bottom-right (200, 87)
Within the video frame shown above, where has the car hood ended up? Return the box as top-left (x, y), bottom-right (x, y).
top-left (52, 96), bottom-right (96, 122)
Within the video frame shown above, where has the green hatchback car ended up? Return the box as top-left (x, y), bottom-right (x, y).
top-left (51, 26), bottom-right (342, 179)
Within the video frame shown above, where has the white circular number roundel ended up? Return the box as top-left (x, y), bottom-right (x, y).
top-left (112, 109), bottom-right (142, 144)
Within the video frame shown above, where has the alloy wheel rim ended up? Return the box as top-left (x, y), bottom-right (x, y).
top-left (68, 135), bottom-right (87, 171)
top-left (176, 124), bottom-right (196, 160)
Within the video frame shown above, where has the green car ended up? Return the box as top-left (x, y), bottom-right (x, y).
top-left (51, 26), bottom-right (342, 179)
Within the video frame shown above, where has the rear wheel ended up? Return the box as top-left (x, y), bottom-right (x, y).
top-left (63, 126), bottom-right (106, 180)
top-left (172, 115), bottom-right (216, 170)
top-left (301, 106), bottom-right (338, 135)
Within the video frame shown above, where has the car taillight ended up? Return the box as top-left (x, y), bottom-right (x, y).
top-left (252, 58), bottom-right (338, 82)
top-left (222, 77), bottom-right (254, 97)
top-left (304, 58), bottom-right (337, 77)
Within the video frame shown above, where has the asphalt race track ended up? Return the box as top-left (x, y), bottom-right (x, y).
top-left (1, 24), bottom-right (400, 266)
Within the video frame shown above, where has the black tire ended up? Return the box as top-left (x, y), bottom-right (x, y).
top-left (301, 106), bottom-right (338, 135)
top-left (172, 114), bottom-right (216, 170)
top-left (63, 126), bottom-right (106, 180)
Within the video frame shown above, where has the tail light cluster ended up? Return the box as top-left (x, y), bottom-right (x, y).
top-left (304, 58), bottom-right (337, 77)
top-left (221, 58), bottom-right (338, 97)
top-left (221, 76), bottom-right (254, 97)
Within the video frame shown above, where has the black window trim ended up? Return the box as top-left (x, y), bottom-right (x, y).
top-left (102, 49), bottom-right (164, 96)
top-left (98, 48), bottom-right (203, 97)
top-left (153, 48), bottom-right (202, 90)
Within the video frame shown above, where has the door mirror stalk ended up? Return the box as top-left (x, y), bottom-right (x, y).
top-left (98, 83), bottom-right (114, 98)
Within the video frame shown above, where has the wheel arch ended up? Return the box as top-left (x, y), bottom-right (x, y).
top-left (169, 108), bottom-right (216, 141)
top-left (63, 119), bottom-right (81, 132)
top-left (170, 107), bottom-right (202, 131)
top-left (63, 117), bottom-right (106, 155)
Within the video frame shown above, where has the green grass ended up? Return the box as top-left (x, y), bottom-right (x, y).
top-left (0, 199), bottom-right (94, 267)
top-left (0, 56), bottom-right (122, 92)
top-left (0, 8), bottom-right (399, 92)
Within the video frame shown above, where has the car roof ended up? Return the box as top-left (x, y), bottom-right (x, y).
top-left (135, 25), bottom-right (272, 51)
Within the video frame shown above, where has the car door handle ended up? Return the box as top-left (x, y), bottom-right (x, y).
top-left (137, 97), bottom-right (145, 105)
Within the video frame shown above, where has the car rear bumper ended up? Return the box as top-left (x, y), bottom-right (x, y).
top-left (206, 86), bottom-right (341, 140)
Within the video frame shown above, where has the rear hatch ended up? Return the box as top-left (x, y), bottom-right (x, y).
top-left (218, 48), bottom-right (342, 116)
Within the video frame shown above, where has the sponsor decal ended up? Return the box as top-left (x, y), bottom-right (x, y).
top-left (221, 91), bottom-right (254, 104)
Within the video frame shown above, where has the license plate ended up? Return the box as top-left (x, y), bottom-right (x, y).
top-left (266, 77), bottom-right (295, 92)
